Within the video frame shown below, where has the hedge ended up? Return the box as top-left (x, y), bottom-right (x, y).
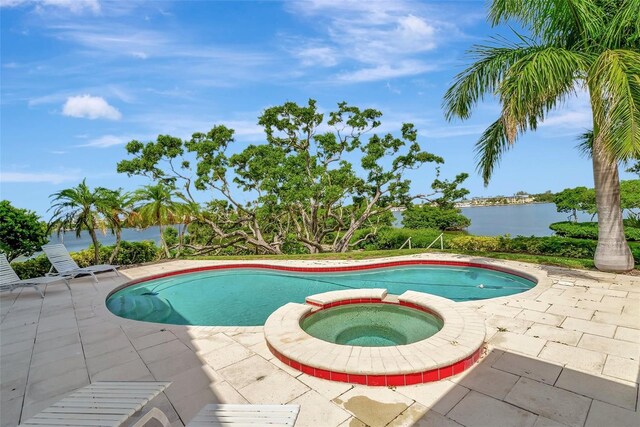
top-left (550, 221), bottom-right (640, 241)
top-left (11, 241), bottom-right (160, 279)
top-left (448, 235), bottom-right (640, 264)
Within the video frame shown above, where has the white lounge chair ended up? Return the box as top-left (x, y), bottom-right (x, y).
top-left (42, 243), bottom-right (119, 283)
top-left (186, 404), bottom-right (300, 426)
top-left (19, 381), bottom-right (172, 427)
top-left (0, 254), bottom-right (69, 298)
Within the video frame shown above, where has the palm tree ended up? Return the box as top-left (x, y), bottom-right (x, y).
top-left (95, 188), bottom-right (135, 264)
top-left (443, 0), bottom-right (639, 272)
top-left (49, 179), bottom-right (104, 264)
top-left (133, 183), bottom-right (183, 258)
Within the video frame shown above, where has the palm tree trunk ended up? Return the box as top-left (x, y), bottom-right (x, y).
top-left (88, 228), bottom-right (101, 264)
top-left (110, 229), bottom-right (122, 264)
top-left (159, 225), bottom-right (170, 258)
top-left (592, 136), bottom-right (634, 272)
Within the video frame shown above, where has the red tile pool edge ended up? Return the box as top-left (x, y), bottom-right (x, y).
top-left (273, 299), bottom-right (479, 385)
top-left (121, 259), bottom-right (537, 288)
top-left (267, 341), bottom-right (484, 386)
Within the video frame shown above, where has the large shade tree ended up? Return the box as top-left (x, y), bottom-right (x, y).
top-left (444, 0), bottom-right (640, 272)
top-left (119, 100), bottom-right (450, 254)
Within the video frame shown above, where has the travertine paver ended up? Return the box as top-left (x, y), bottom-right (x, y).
top-left (538, 341), bottom-right (607, 374)
top-left (450, 366), bottom-right (519, 400)
top-left (448, 391), bottom-right (537, 427)
top-left (602, 354), bottom-right (640, 382)
top-left (505, 377), bottom-right (592, 427)
top-left (554, 368), bottom-right (638, 410)
top-left (395, 380), bottom-right (470, 414)
top-left (0, 255), bottom-right (638, 427)
top-left (290, 390), bottom-right (351, 427)
top-left (489, 331), bottom-right (547, 356)
top-left (584, 400), bottom-right (640, 427)
top-left (524, 323), bottom-right (582, 345)
top-left (490, 352), bottom-right (562, 385)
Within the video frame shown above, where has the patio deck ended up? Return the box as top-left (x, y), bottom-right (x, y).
top-left (1, 254), bottom-right (638, 427)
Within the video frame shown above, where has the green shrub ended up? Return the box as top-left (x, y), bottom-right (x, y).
top-left (10, 241), bottom-right (160, 279)
top-left (449, 236), bottom-right (501, 251)
top-left (550, 221), bottom-right (640, 241)
top-left (11, 255), bottom-right (52, 280)
top-left (109, 241), bottom-right (160, 265)
top-left (447, 235), bottom-right (640, 264)
top-left (402, 206), bottom-right (470, 231)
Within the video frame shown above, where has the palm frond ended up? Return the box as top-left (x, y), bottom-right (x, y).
top-left (499, 47), bottom-right (588, 137)
top-left (601, 0), bottom-right (640, 49)
top-left (590, 49), bottom-right (640, 161)
top-left (576, 130), bottom-right (594, 158)
top-left (444, 42), bottom-right (542, 121)
top-left (489, 0), bottom-right (604, 46)
top-left (474, 117), bottom-right (513, 186)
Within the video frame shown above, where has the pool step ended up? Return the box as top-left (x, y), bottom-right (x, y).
top-left (106, 293), bottom-right (173, 323)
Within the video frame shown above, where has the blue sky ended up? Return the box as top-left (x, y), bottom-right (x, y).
top-left (1, 0), bottom-right (634, 219)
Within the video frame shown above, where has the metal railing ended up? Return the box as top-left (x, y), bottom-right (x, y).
top-left (399, 237), bottom-right (412, 250)
top-left (426, 233), bottom-right (444, 250)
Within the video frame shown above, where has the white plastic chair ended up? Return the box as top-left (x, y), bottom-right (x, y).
top-left (42, 243), bottom-right (119, 283)
top-left (0, 254), bottom-right (69, 298)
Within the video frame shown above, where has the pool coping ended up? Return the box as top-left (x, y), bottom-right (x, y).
top-left (263, 288), bottom-right (486, 386)
top-left (105, 258), bottom-right (544, 323)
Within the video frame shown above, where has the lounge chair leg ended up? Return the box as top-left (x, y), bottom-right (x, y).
top-left (131, 407), bottom-right (171, 427)
top-left (33, 285), bottom-right (44, 298)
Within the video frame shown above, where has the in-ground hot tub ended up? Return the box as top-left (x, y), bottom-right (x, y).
top-left (302, 303), bottom-right (443, 347)
top-left (264, 288), bottom-right (486, 386)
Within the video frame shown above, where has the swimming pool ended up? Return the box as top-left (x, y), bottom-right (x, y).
top-left (106, 261), bottom-right (536, 326)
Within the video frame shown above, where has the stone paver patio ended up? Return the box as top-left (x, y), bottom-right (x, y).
top-left (1, 253), bottom-right (638, 427)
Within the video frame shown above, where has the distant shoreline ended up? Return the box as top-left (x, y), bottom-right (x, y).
top-left (457, 201), bottom-right (550, 208)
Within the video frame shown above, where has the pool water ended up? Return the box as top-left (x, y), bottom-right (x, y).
top-left (106, 266), bottom-right (534, 326)
top-left (301, 304), bottom-right (443, 346)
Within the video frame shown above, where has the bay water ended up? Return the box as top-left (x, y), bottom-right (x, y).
top-left (45, 203), bottom-right (601, 252)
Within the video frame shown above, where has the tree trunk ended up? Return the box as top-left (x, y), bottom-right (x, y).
top-left (109, 229), bottom-right (122, 264)
top-left (88, 228), bottom-right (100, 264)
top-left (159, 225), bottom-right (170, 258)
top-left (592, 137), bottom-right (634, 272)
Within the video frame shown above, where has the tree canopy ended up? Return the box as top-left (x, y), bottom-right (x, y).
top-left (118, 100), bottom-right (461, 254)
top-left (0, 200), bottom-right (49, 261)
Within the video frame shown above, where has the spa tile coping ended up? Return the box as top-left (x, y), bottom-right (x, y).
top-left (264, 289), bottom-right (486, 386)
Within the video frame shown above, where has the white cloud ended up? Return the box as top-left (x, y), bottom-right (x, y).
top-left (295, 46), bottom-right (338, 67)
top-left (0, 171), bottom-right (80, 184)
top-left (79, 134), bottom-right (129, 148)
top-left (540, 90), bottom-right (592, 131)
top-left (336, 61), bottom-right (437, 83)
top-left (62, 94), bottom-right (121, 120)
top-left (423, 124), bottom-right (488, 138)
top-left (0, 0), bottom-right (100, 13)
top-left (285, 0), bottom-right (455, 82)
